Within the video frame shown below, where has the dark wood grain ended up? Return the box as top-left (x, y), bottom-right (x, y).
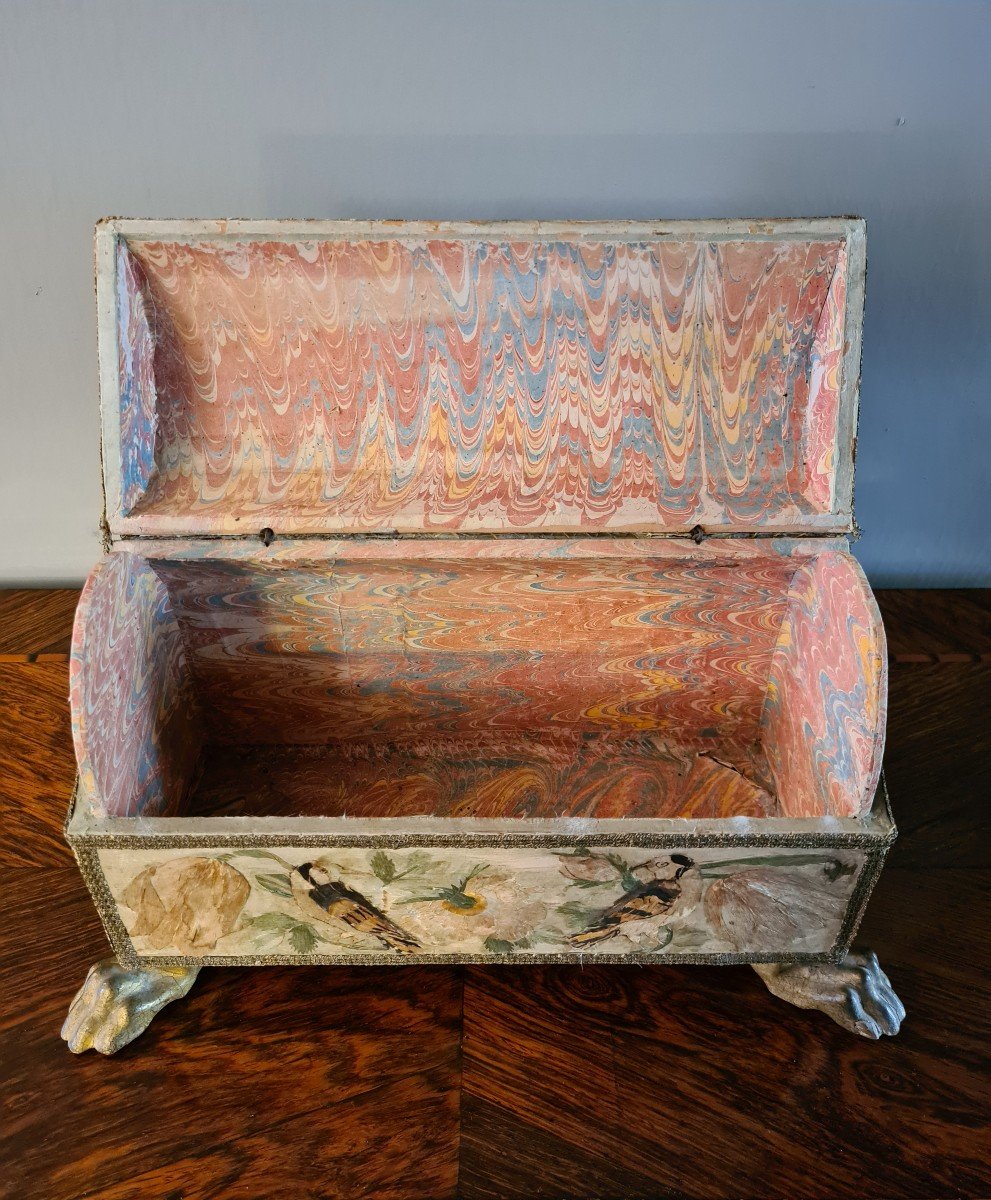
top-left (460, 867), bottom-right (991, 1200)
top-left (0, 588), bottom-right (80, 659)
top-left (0, 661), bottom-right (76, 867)
top-left (1, 588), bottom-right (989, 1200)
top-left (875, 588), bottom-right (991, 658)
top-left (882, 662), bottom-right (990, 870)
top-left (0, 868), bottom-right (462, 1200)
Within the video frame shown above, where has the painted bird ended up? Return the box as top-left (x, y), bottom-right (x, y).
top-left (291, 860), bottom-right (421, 954)
top-left (568, 853), bottom-right (702, 947)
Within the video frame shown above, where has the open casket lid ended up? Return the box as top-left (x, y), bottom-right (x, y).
top-left (97, 218), bottom-right (865, 539)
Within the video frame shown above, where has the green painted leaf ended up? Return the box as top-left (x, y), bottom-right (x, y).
top-left (604, 852), bottom-right (638, 890)
top-left (456, 863), bottom-right (488, 890)
top-left (670, 926), bottom-right (713, 950)
top-left (437, 885), bottom-right (477, 910)
top-left (537, 928), bottom-right (568, 946)
top-left (401, 850), bottom-right (433, 875)
top-left (556, 900), bottom-right (594, 923)
top-left (289, 923), bottom-right (318, 954)
top-left (484, 937), bottom-right (515, 954)
top-left (395, 860), bottom-right (486, 906)
top-left (247, 912), bottom-right (297, 933)
top-left (255, 872), bottom-right (293, 899)
top-left (370, 850), bottom-right (396, 884)
top-left (568, 877), bottom-right (611, 889)
top-left (698, 853), bottom-right (855, 879)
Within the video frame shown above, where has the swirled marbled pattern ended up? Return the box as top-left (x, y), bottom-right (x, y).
top-left (806, 247), bottom-right (847, 511)
top-left (71, 543), bottom-right (885, 820)
top-left (699, 241), bottom-right (847, 519)
top-left (190, 738), bottom-right (776, 820)
top-left (150, 555), bottom-right (795, 753)
top-left (117, 247), bottom-right (158, 513)
top-left (761, 552), bottom-right (887, 818)
top-left (114, 234), bottom-right (846, 534)
top-left (73, 544), bottom-right (883, 825)
top-left (70, 553), bottom-right (201, 818)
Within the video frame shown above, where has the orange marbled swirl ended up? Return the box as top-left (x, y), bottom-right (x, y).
top-left (150, 555), bottom-right (794, 751)
top-left (70, 543), bottom-right (885, 822)
top-left (115, 235), bottom-right (848, 534)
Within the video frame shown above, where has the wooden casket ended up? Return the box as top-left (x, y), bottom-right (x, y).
top-left (62, 219), bottom-right (904, 1053)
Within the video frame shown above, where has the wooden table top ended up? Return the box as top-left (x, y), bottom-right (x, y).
top-left (1, 587), bottom-right (988, 1200)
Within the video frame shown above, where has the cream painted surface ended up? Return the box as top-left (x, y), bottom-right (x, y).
top-left (97, 843), bottom-right (867, 960)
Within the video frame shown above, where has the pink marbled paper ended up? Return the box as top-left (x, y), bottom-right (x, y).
top-left (114, 235), bottom-right (849, 535)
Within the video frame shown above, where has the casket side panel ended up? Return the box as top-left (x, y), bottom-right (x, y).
top-left (69, 552), bottom-right (202, 819)
top-left (72, 838), bottom-right (886, 968)
top-left (761, 553), bottom-right (887, 819)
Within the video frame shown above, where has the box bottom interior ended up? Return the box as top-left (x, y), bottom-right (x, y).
top-left (185, 733), bottom-right (780, 821)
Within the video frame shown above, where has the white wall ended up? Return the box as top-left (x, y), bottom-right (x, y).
top-left (1, 0), bottom-right (988, 585)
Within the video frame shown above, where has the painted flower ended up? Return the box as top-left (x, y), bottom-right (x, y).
top-left (557, 850), bottom-right (622, 884)
top-left (399, 865), bottom-right (548, 951)
top-left (703, 866), bottom-right (849, 953)
top-left (122, 856), bottom-right (251, 955)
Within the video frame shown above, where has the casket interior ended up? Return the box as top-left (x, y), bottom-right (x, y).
top-left (73, 219), bottom-right (883, 831)
top-left (71, 541), bottom-right (885, 826)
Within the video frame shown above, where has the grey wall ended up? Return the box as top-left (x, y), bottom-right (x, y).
top-left (1, 0), bottom-right (988, 585)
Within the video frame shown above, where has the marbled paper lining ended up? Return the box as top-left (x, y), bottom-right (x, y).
top-left (113, 235), bottom-right (848, 534)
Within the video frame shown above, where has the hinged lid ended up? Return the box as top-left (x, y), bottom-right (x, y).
top-left (97, 218), bottom-right (865, 539)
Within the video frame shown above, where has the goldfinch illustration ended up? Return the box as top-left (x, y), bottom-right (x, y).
top-left (291, 860), bottom-right (421, 954)
top-left (568, 853), bottom-right (701, 947)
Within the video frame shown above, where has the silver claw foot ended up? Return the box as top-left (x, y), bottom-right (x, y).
top-left (61, 957), bottom-right (201, 1054)
top-left (752, 949), bottom-right (905, 1039)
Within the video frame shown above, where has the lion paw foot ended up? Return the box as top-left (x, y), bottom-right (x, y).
top-left (753, 949), bottom-right (904, 1039)
top-left (61, 957), bottom-right (200, 1054)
